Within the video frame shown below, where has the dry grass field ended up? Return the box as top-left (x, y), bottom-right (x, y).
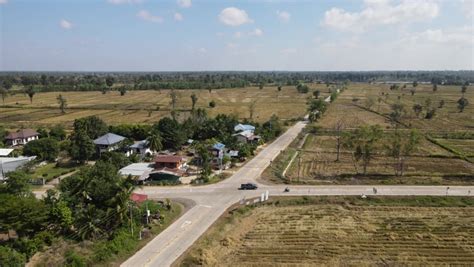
top-left (262, 83), bottom-right (474, 185)
top-left (0, 86), bottom-right (316, 128)
top-left (179, 196), bottom-right (474, 266)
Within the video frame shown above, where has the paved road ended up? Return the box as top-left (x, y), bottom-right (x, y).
top-left (121, 121), bottom-right (474, 267)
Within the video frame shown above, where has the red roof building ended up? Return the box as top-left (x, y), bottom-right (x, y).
top-left (130, 193), bottom-right (148, 203)
top-left (5, 129), bottom-right (39, 146)
top-left (154, 155), bottom-right (186, 170)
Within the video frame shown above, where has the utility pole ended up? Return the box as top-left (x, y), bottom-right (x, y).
top-left (129, 203), bottom-right (134, 236)
top-left (146, 201), bottom-right (150, 225)
top-left (298, 153), bottom-right (301, 182)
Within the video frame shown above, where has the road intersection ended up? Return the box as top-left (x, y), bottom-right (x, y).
top-left (122, 121), bottom-right (474, 267)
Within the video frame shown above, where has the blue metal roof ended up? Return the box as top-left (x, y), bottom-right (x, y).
top-left (234, 123), bottom-right (255, 132)
top-left (93, 133), bottom-right (126, 146)
top-left (212, 142), bottom-right (226, 150)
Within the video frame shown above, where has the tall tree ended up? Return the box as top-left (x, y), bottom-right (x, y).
top-left (68, 129), bottom-right (95, 163)
top-left (385, 129), bottom-right (421, 176)
top-left (25, 86), bottom-right (36, 104)
top-left (457, 97), bottom-right (469, 112)
top-left (105, 76), bottom-right (115, 88)
top-left (147, 130), bottom-right (163, 153)
top-left (73, 116), bottom-right (108, 139)
top-left (249, 100), bottom-right (257, 120)
top-left (190, 93), bottom-right (198, 111)
top-left (334, 119), bottom-right (345, 162)
top-left (56, 94), bottom-right (67, 114)
top-left (343, 125), bottom-right (382, 175)
top-left (412, 104), bottom-right (423, 117)
top-left (0, 87), bottom-right (7, 104)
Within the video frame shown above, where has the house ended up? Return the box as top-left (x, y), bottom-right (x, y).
top-left (0, 156), bottom-right (36, 180)
top-left (211, 142), bottom-right (226, 158)
top-left (233, 130), bottom-right (261, 144)
top-left (0, 149), bottom-right (14, 157)
top-left (5, 129), bottom-right (39, 146)
top-left (119, 163), bottom-right (155, 182)
top-left (234, 124), bottom-right (255, 133)
top-left (93, 133), bottom-right (129, 155)
top-left (149, 167), bottom-right (186, 182)
top-left (154, 155), bottom-right (187, 170)
top-left (130, 140), bottom-right (153, 158)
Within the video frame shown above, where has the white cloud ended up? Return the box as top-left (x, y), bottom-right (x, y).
top-left (0, 0), bottom-right (8, 4)
top-left (404, 26), bottom-right (474, 45)
top-left (276, 10), bottom-right (290, 22)
top-left (198, 47), bottom-right (207, 53)
top-left (60, 19), bottom-right (73, 29)
top-left (107, 0), bottom-right (142, 4)
top-left (137, 10), bottom-right (163, 23)
top-left (219, 7), bottom-right (253, 26)
top-left (461, 0), bottom-right (474, 18)
top-left (249, 28), bottom-right (263, 36)
top-left (177, 0), bottom-right (192, 8)
top-left (174, 12), bottom-right (183, 21)
top-left (280, 48), bottom-right (297, 54)
top-left (322, 0), bottom-right (439, 32)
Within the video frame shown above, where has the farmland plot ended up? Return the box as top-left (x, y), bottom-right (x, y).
top-left (180, 197), bottom-right (474, 267)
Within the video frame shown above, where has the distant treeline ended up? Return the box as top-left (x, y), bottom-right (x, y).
top-left (0, 71), bottom-right (472, 92)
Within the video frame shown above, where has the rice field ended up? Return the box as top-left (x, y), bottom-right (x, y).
top-left (0, 86), bottom-right (314, 128)
top-left (180, 197), bottom-right (474, 266)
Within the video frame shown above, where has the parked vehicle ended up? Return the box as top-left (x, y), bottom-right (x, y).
top-left (239, 183), bottom-right (258, 190)
top-left (284, 187), bottom-right (290, 192)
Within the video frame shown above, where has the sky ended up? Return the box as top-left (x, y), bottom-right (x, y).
top-left (0, 0), bottom-right (473, 71)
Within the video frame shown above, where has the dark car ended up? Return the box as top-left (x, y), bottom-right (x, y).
top-left (239, 183), bottom-right (258, 190)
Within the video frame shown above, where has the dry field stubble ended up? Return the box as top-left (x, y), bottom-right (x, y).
top-left (180, 197), bottom-right (474, 266)
top-left (0, 86), bottom-right (312, 128)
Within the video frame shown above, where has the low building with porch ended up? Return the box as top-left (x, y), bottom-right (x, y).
top-left (154, 155), bottom-right (187, 170)
top-left (5, 129), bottom-right (39, 146)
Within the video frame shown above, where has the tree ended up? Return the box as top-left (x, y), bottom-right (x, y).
top-left (313, 90), bottom-right (320, 99)
top-left (190, 93), bottom-right (198, 111)
top-left (307, 99), bottom-right (327, 122)
top-left (249, 100), bottom-right (257, 120)
top-left (412, 81), bottom-right (418, 88)
top-left (105, 76), bottom-right (115, 88)
top-left (410, 88), bottom-right (416, 96)
top-left (259, 83), bottom-right (264, 90)
top-left (385, 129), bottom-right (421, 176)
top-left (58, 161), bottom-right (135, 240)
top-left (155, 117), bottom-right (186, 150)
top-left (334, 120), bottom-right (345, 162)
top-left (343, 125), bottom-right (382, 175)
top-left (432, 84), bottom-right (438, 92)
top-left (119, 87), bottom-right (127, 96)
top-left (296, 83), bottom-right (309, 93)
top-left (49, 125), bottom-right (66, 141)
top-left (73, 116), bottom-right (108, 139)
top-left (147, 130), bottom-right (163, 153)
top-left (0, 87), bottom-right (8, 104)
top-left (277, 85), bottom-right (282, 91)
top-left (209, 100), bottom-right (216, 108)
top-left (461, 84), bottom-right (467, 94)
top-left (99, 151), bottom-right (131, 169)
top-left (457, 97), bottom-right (469, 112)
top-left (0, 246), bottom-right (26, 266)
top-left (412, 104), bottom-right (423, 117)
top-left (425, 108), bottom-right (436, 119)
top-left (56, 94), bottom-right (67, 114)
top-left (23, 138), bottom-right (59, 161)
top-left (4, 171), bottom-right (32, 197)
top-left (68, 129), bottom-right (95, 163)
top-left (25, 86), bottom-right (36, 104)
top-left (389, 103), bottom-right (405, 125)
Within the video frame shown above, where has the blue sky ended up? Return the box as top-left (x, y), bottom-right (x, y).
top-left (1, 0), bottom-right (473, 71)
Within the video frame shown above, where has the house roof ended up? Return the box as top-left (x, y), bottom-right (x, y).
top-left (154, 155), bottom-right (185, 163)
top-left (130, 193), bottom-right (148, 203)
top-left (0, 149), bottom-right (14, 157)
top-left (93, 133), bottom-right (125, 146)
top-left (226, 150), bottom-right (239, 157)
top-left (212, 142), bottom-right (226, 150)
top-left (234, 123), bottom-right (255, 132)
top-left (233, 130), bottom-right (254, 138)
top-left (5, 129), bottom-right (39, 140)
top-left (130, 140), bottom-right (149, 149)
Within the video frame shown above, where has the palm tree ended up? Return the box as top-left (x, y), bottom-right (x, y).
top-left (147, 131), bottom-right (163, 153)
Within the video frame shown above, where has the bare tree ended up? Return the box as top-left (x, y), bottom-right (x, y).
top-left (334, 119), bottom-right (345, 162)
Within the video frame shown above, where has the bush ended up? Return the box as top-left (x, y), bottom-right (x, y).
top-left (65, 250), bottom-right (87, 267)
top-left (209, 100), bottom-right (216, 108)
top-left (0, 246), bottom-right (26, 267)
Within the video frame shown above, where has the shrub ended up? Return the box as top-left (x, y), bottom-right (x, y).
top-left (0, 246), bottom-right (26, 267)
